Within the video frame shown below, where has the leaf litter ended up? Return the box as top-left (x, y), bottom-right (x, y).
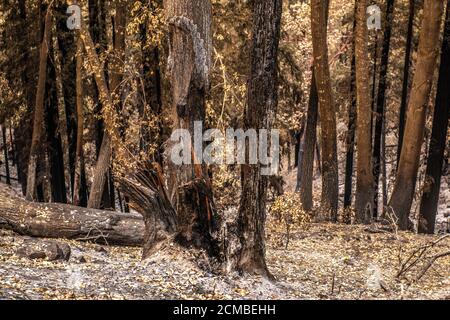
top-left (0, 222), bottom-right (449, 300)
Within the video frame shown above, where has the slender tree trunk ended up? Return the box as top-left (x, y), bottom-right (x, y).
top-left (8, 127), bottom-right (14, 167)
top-left (344, 3), bottom-right (358, 211)
top-left (418, 0), bottom-right (450, 234)
top-left (2, 125), bottom-right (11, 185)
top-left (389, 0), bottom-right (445, 230)
top-left (45, 32), bottom-right (67, 204)
top-left (311, 0), bottom-right (338, 221)
top-left (56, 1), bottom-right (77, 199)
top-left (232, 0), bottom-right (282, 278)
top-left (381, 114), bottom-right (388, 217)
top-left (295, 127), bottom-right (305, 192)
top-left (85, 1), bottom-right (125, 210)
top-left (73, 37), bottom-right (88, 207)
top-left (298, 0), bottom-right (329, 212)
top-left (397, 0), bottom-right (416, 166)
top-left (88, 0), bottom-right (112, 209)
top-left (355, 0), bottom-right (374, 223)
top-left (15, 0), bottom-right (33, 195)
top-left (80, 23), bottom-right (114, 209)
top-left (141, 0), bottom-right (164, 163)
top-left (26, 7), bottom-right (52, 201)
top-left (89, 0), bottom-right (108, 154)
top-left (299, 71), bottom-right (317, 211)
top-left (373, 0), bottom-right (395, 217)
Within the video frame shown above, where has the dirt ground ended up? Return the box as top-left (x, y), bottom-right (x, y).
top-left (0, 222), bottom-right (449, 300)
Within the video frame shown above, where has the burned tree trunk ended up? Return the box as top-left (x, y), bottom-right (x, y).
top-left (230, 0), bottom-right (282, 278)
top-left (0, 190), bottom-right (143, 246)
top-left (141, 0), bottom-right (164, 164)
top-left (397, 0), bottom-right (416, 166)
top-left (373, 0), bottom-right (395, 217)
top-left (118, 163), bottom-right (177, 258)
top-left (355, 0), bottom-right (374, 223)
top-left (299, 70), bottom-right (318, 211)
top-left (311, 0), bottom-right (338, 221)
top-left (299, 0), bottom-right (329, 213)
top-left (26, 6), bottom-right (52, 201)
top-left (80, 20), bottom-right (114, 210)
top-left (45, 33), bottom-right (67, 204)
top-left (73, 37), bottom-right (88, 207)
top-left (418, 0), bottom-right (450, 234)
top-left (56, 1), bottom-right (77, 199)
top-left (87, 0), bottom-right (113, 209)
top-left (389, 0), bottom-right (445, 230)
top-left (163, 0), bottom-right (219, 254)
top-left (344, 2), bottom-right (357, 211)
top-left (2, 125), bottom-right (11, 185)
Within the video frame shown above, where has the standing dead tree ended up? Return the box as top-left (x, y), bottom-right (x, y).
top-left (355, 0), bottom-right (374, 223)
top-left (311, 0), bottom-right (339, 221)
top-left (389, 0), bottom-right (445, 230)
top-left (26, 6), bottom-right (52, 201)
top-left (163, 0), bottom-right (220, 256)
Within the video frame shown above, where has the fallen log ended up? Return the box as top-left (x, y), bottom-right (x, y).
top-left (0, 190), bottom-right (144, 246)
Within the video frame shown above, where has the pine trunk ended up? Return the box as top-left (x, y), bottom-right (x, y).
top-left (418, 0), bottom-right (450, 234)
top-left (299, 71), bottom-right (318, 211)
top-left (344, 3), bottom-right (357, 210)
top-left (2, 125), bottom-right (11, 185)
top-left (56, 1), bottom-right (77, 199)
top-left (163, 0), bottom-right (219, 254)
top-left (44, 39), bottom-right (67, 204)
top-left (355, 0), bottom-right (374, 223)
top-left (73, 37), bottom-right (88, 207)
top-left (299, 0), bottom-right (328, 212)
top-left (26, 6), bottom-right (52, 201)
top-left (231, 0), bottom-right (282, 278)
top-left (373, 0), bottom-right (394, 217)
top-left (397, 0), bottom-right (416, 165)
top-left (311, 0), bottom-right (338, 221)
top-left (389, 0), bottom-right (444, 230)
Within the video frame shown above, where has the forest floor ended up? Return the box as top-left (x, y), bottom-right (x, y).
top-left (0, 221), bottom-right (449, 300)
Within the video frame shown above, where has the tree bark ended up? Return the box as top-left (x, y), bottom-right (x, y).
top-left (299, 70), bottom-right (318, 211)
top-left (26, 6), bottom-right (52, 201)
top-left (298, 0), bottom-right (329, 212)
top-left (45, 32), bottom-right (67, 204)
top-left (141, 0), bottom-right (164, 163)
top-left (229, 0), bottom-right (282, 278)
top-left (117, 163), bottom-right (177, 258)
top-left (389, 0), bottom-right (445, 230)
top-left (311, 0), bottom-right (338, 221)
top-left (88, 0), bottom-right (113, 209)
top-left (397, 0), bottom-right (416, 166)
top-left (14, 0), bottom-right (33, 196)
top-left (80, 22), bottom-right (115, 209)
top-left (56, 1), bottom-right (77, 199)
top-left (355, 0), bottom-right (374, 223)
top-left (0, 190), bottom-right (143, 246)
top-left (73, 36), bottom-right (88, 207)
top-left (163, 0), bottom-right (219, 254)
top-left (373, 0), bottom-right (395, 217)
top-left (2, 124), bottom-right (11, 185)
top-left (344, 3), bottom-right (357, 211)
top-left (418, 0), bottom-right (450, 234)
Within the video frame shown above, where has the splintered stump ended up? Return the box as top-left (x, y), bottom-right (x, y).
top-left (118, 162), bottom-right (221, 262)
top-left (117, 163), bottom-right (178, 258)
top-left (0, 190), bottom-right (144, 246)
